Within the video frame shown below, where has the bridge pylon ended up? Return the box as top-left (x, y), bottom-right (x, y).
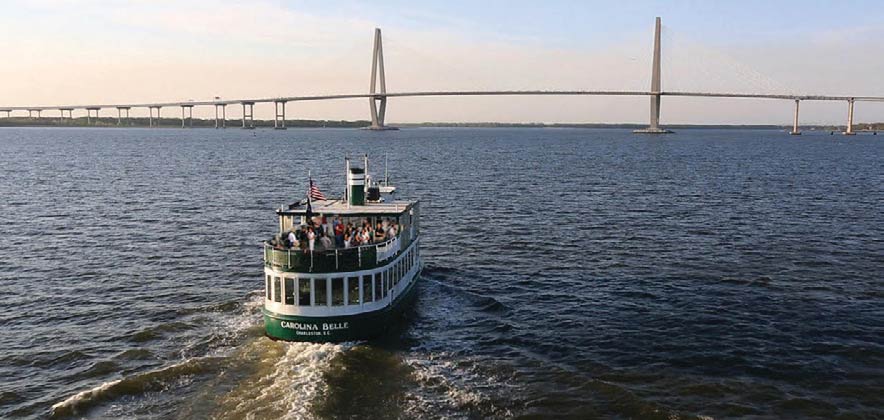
top-left (634, 17), bottom-right (673, 134)
top-left (366, 28), bottom-right (397, 130)
top-left (843, 99), bottom-right (856, 135)
top-left (790, 100), bottom-right (801, 135)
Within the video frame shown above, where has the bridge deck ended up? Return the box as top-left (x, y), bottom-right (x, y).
top-left (2, 90), bottom-right (883, 112)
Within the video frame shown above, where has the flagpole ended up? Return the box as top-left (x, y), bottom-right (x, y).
top-left (345, 156), bottom-right (351, 209)
top-left (306, 170), bottom-right (313, 226)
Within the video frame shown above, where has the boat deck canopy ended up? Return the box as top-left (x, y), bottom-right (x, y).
top-left (277, 198), bottom-right (417, 216)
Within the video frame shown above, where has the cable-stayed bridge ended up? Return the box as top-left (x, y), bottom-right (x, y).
top-left (2, 18), bottom-right (882, 135)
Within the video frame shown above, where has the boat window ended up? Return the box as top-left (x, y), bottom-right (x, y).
top-left (363, 275), bottom-right (373, 302)
top-left (348, 277), bottom-right (360, 305)
top-left (284, 278), bottom-right (295, 305)
top-left (331, 277), bottom-right (345, 306)
top-left (315, 278), bottom-right (328, 306)
top-left (375, 272), bottom-right (383, 299)
top-left (273, 277), bottom-right (281, 303)
top-left (266, 275), bottom-right (271, 300)
top-left (384, 270), bottom-right (391, 293)
top-left (298, 278), bottom-right (310, 306)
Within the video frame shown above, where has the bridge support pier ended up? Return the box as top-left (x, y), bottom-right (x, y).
top-left (241, 102), bottom-right (255, 129)
top-left (214, 104), bottom-right (227, 129)
top-left (181, 105), bottom-right (193, 128)
top-left (843, 99), bottom-right (855, 135)
top-left (635, 17), bottom-right (672, 134)
top-left (59, 108), bottom-right (73, 124)
top-left (366, 28), bottom-right (396, 130)
top-left (116, 107), bottom-right (130, 126)
top-left (790, 99), bottom-right (801, 135)
top-left (274, 101), bottom-right (287, 129)
top-left (86, 107), bottom-right (100, 125)
top-left (149, 106), bottom-right (161, 128)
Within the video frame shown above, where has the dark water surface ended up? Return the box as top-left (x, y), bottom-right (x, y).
top-left (0, 127), bottom-right (881, 419)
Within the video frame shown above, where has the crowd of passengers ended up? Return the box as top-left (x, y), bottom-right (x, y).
top-left (269, 215), bottom-right (400, 253)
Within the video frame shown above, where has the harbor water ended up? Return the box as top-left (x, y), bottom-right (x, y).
top-left (0, 127), bottom-right (881, 419)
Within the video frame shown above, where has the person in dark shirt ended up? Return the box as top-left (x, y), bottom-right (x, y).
top-left (334, 217), bottom-right (345, 248)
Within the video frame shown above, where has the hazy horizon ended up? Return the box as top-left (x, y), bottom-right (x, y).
top-left (2, 0), bottom-right (882, 125)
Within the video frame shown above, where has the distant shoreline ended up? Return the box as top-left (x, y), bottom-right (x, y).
top-left (0, 117), bottom-right (880, 131)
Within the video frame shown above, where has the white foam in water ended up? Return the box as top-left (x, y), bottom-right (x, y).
top-left (51, 378), bottom-right (124, 414)
top-left (50, 357), bottom-right (213, 417)
top-left (403, 353), bottom-right (514, 418)
top-left (51, 292), bottom-right (265, 418)
top-left (274, 342), bottom-right (355, 420)
top-left (179, 291), bottom-right (265, 358)
top-left (220, 341), bottom-right (354, 419)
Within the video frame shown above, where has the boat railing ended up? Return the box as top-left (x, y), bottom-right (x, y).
top-left (263, 234), bottom-right (402, 273)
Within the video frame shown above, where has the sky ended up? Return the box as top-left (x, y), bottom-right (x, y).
top-left (1, 0), bottom-right (882, 124)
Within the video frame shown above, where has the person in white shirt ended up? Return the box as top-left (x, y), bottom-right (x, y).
top-left (361, 229), bottom-right (371, 244)
top-left (287, 230), bottom-right (297, 248)
top-left (306, 228), bottom-right (316, 253)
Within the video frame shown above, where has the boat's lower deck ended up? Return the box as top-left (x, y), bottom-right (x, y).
top-left (263, 239), bottom-right (421, 342)
top-left (263, 271), bottom-right (419, 342)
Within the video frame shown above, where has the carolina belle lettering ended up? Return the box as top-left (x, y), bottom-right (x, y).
top-left (280, 321), bottom-right (349, 331)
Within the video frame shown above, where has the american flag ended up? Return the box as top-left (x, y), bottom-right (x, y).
top-left (308, 178), bottom-right (326, 201)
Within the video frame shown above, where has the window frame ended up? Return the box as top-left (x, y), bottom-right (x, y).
top-left (273, 277), bottom-right (282, 303)
top-left (284, 277), bottom-right (295, 305)
top-left (299, 277), bottom-right (311, 306)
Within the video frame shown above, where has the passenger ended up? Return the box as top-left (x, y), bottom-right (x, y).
top-left (321, 214), bottom-right (328, 234)
top-left (353, 227), bottom-right (363, 246)
top-left (306, 227), bottom-right (316, 253)
top-left (375, 222), bottom-right (385, 242)
top-left (361, 228), bottom-right (371, 244)
top-left (334, 217), bottom-right (344, 248)
top-left (343, 231), bottom-right (351, 248)
top-left (287, 230), bottom-right (297, 248)
top-left (319, 231), bottom-right (333, 250)
top-left (387, 222), bottom-right (397, 239)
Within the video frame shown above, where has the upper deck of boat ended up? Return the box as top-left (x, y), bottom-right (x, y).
top-left (277, 198), bottom-right (418, 217)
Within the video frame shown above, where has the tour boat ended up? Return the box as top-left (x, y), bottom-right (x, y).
top-left (262, 156), bottom-right (421, 342)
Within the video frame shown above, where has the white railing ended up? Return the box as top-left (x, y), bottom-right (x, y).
top-left (376, 236), bottom-right (400, 263)
top-left (264, 233), bottom-right (404, 271)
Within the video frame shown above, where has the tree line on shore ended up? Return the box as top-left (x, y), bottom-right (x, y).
top-left (0, 116), bottom-right (880, 130)
top-left (0, 116), bottom-right (369, 128)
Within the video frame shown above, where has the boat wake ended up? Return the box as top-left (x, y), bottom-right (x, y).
top-left (210, 341), bottom-right (354, 420)
top-left (403, 352), bottom-right (517, 419)
top-left (49, 356), bottom-right (224, 418)
top-left (49, 291), bottom-right (265, 419)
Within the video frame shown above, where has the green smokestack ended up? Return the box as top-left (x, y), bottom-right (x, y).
top-left (348, 167), bottom-right (365, 206)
